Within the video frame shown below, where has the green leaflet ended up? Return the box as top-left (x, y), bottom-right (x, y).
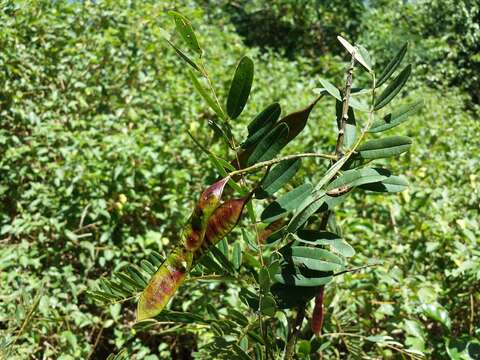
top-left (255, 158), bottom-right (301, 199)
top-left (260, 183), bottom-right (313, 223)
top-left (359, 175), bottom-right (409, 193)
top-left (326, 167), bottom-right (394, 191)
top-left (374, 65), bottom-right (412, 110)
top-left (227, 56), bottom-right (254, 119)
top-left (281, 246), bottom-right (343, 272)
top-left (320, 78), bottom-right (341, 101)
top-left (376, 42), bottom-right (408, 87)
top-left (242, 102), bottom-right (281, 148)
top-left (165, 39), bottom-right (201, 73)
top-left (356, 136), bottom-right (412, 159)
top-left (168, 11), bottom-right (202, 55)
top-left (272, 268), bottom-right (333, 287)
top-left (337, 35), bottom-right (372, 72)
top-left (369, 100), bottom-right (424, 133)
top-left (247, 123), bottom-right (290, 166)
top-left (189, 70), bottom-right (226, 120)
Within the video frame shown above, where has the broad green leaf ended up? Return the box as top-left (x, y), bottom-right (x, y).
top-left (272, 270), bottom-right (332, 287)
top-left (227, 56), bottom-right (254, 119)
top-left (189, 70), bottom-right (226, 120)
top-left (319, 78), bottom-right (341, 101)
top-left (260, 294), bottom-right (277, 316)
top-left (369, 100), bottom-right (424, 133)
top-left (255, 158), bottom-right (301, 199)
top-left (356, 44), bottom-right (373, 70)
top-left (247, 123), bottom-right (289, 166)
top-left (168, 11), bottom-right (202, 55)
top-left (374, 65), bottom-right (412, 110)
top-left (165, 39), bottom-right (201, 73)
top-left (281, 246), bottom-right (343, 271)
top-left (359, 175), bottom-right (409, 193)
top-left (337, 35), bottom-right (372, 72)
top-left (330, 239), bottom-right (355, 257)
top-left (242, 103), bottom-right (281, 148)
top-left (356, 136), bottom-right (412, 159)
top-left (376, 43), bottom-right (408, 87)
top-left (326, 167), bottom-right (394, 191)
top-left (260, 183), bottom-right (313, 223)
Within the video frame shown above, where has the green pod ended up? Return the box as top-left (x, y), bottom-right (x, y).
top-left (137, 249), bottom-right (192, 321)
top-left (183, 177), bottom-right (229, 251)
top-left (194, 197), bottom-right (249, 262)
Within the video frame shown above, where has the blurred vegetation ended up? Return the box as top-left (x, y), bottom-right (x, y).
top-left (0, 0), bottom-right (478, 359)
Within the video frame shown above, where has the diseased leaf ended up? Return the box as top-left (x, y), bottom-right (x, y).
top-left (277, 96), bottom-right (322, 141)
top-left (255, 158), bottom-right (301, 199)
top-left (227, 56), bottom-right (254, 119)
top-left (356, 136), bottom-right (412, 159)
top-left (168, 11), bottom-right (202, 55)
top-left (260, 183), bottom-right (313, 223)
top-left (369, 100), bottom-right (423, 133)
top-left (247, 123), bottom-right (289, 166)
top-left (374, 65), bottom-right (412, 110)
top-left (376, 43), bottom-right (408, 87)
top-left (189, 70), bottom-right (226, 120)
top-left (242, 103), bottom-right (281, 148)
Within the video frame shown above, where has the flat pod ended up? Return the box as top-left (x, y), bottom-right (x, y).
top-left (137, 249), bottom-right (192, 321)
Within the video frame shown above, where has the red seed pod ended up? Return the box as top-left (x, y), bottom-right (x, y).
top-left (194, 197), bottom-right (249, 261)
top-left (311, 287), bottom-right (325, 336)
top-left (137, 249), bottom-right (192, 321)
top-left (257, 219), bottom-right (286, 244)
top-left (184, 177), bottom-right (229, 251)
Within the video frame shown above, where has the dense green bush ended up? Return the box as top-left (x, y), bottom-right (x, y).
top-left (0, 1), bottom-right (478, 359)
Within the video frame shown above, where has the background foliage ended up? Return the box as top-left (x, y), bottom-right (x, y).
top-left (0, 0), bottom-right (478, 359)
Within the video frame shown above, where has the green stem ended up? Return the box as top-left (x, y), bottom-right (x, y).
top-left (229, 152), bottom-right (337, 178)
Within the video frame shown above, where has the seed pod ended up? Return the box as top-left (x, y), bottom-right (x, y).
top-left (311, 287), bottom-right (325, 336)
top-left (137, 249), bottom-right (192, 321)
top-left (183, 177), bottom-right (229, 251)
top-left (194, 197), bottom-right (249, 262)
top-left (257, 219), bottom-right (286, 243)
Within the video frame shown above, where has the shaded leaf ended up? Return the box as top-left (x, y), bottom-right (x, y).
top-left (227, 56), bottom-right (254, 119)
top-left (376, 43), bottom-right (408, 87)
top-left (359, 175), bottom-right (409, 193)
top-left (260, 183), bottom-right (313, 223)
top-left (242, 103), bottom-right (281, 148)
top-left (374, 65), bottom-right (412, 110)
top-left (247, 123), bottom-right (289, 166)
top-left (255, 158), bottom-right (301, 199)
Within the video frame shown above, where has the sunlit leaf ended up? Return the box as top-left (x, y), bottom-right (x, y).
top-left (189, 70), bottom-right (226, 120)
top-left (168, 11), bottom-right (202, 55)
top-left (356, 136), bottom-right (412, 159)
top-left (369, 100), bottom-right (423, 133)
top-left (337, 35), bottom-right (372, 72)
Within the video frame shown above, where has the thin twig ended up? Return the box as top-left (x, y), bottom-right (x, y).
top-left (229, 152), bottom-right (337, 177)
top-left (283, 306), bottom-right (306, 360)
